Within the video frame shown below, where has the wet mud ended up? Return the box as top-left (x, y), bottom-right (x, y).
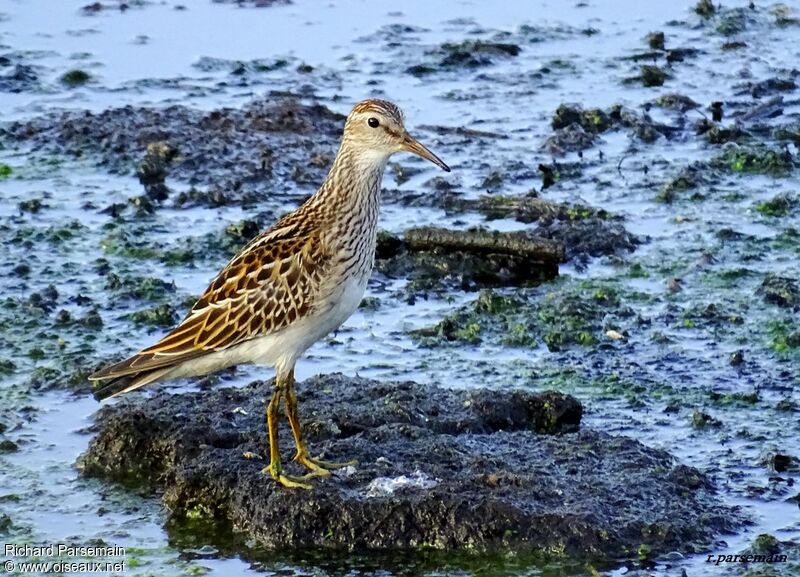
top-left (0, 98), bottom-right (345, 204)
top-left (79, 374), bottom-right (739, 560)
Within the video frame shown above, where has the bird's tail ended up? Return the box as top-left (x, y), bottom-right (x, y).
top-left (91, 367), bottom-right (173, 401)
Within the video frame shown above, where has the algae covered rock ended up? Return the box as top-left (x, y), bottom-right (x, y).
top-left (80, 375), bottom-right (739, 559)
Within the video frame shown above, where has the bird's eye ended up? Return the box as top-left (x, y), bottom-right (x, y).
top-left (368, 117), bottom-right (380, 128)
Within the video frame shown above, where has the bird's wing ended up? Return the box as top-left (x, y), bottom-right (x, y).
top-left (90, 221), bottom-right (330, 381)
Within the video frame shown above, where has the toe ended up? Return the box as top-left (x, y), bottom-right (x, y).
top-left (277, 474), bottom-right (313, 490)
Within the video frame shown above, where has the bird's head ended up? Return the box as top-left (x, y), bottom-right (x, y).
top-left (342, 99), bottom-right (450, 172)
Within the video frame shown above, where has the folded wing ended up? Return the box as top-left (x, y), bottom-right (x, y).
top-left (90, 223), bottom-right (329, 392)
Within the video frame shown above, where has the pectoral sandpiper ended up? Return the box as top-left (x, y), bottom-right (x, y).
top-left (90, 99), bottom-right (450, 488)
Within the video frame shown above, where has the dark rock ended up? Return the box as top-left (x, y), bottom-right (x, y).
top-left (745, 534), bottom-right (782, 556)
top-left (647, 31), bottom-right (666, 50)
top-left (552, 104), bottom-right (612, 134)
top-left (406, 41), bottom-right (520, 75)
top-left (715, 8), bottom-right (749, 36)
top-left (722, 41), bottom-right (747, 51)
top-left (79, 375), bottom-right (739, 558)
top-left (439, 41), bottom-right (521, 68)
top-left (0, 97), bottom-right (345, 203)
top-left (543, 124), bottom-right (596, 155)
top-left (639, 65), bottom-right (668, 87)
top-left (704, 124), bottom-right (749, 144)
top-left (548, 104), bottom-right (672, 150)
top-left (711, 101), bottom-right (724, 122)
top-left (692, 410), bottom-right (721, 429)
top-left (711, 145), bottom-right (795, 177)
top-left (770, 453), bottom-right (796, 473)
top-left (0, 439), bottom-right (18, 453)
top-left (375, 227), bottom-right (562, 292)
top-left (80, 1), bottom-right (140, 14)
top-left (694, 0), bottom-right (715, 18)
top-left (126, 303), bottom-right (178, 327)
top-left (737, 96), bottom-right (784, 121)
top-left (744, 78), bottom-right (796, 99)
top-left (475, 195), bottom-right (580, 223)
top-left (0, 513), bottom-right (12, 533)
top-left (137, 141), bottom-right (179, 201)
top-left (665, 47), bottom-right (701, 63)
top-left (536, 218), bottom-right (640, 263)
top-left (758, 274), bottom-right (799, 309)
top-left (443, 194), bottom-right (638, 266)
top-left (211, 0), bottom-right (292, 7)
top-left (374, 230), bottom-right (405, 260)
top-left (653, 93), bottom-right (700, 112)
top-left (402, 227), bottom-right (564, 263)
top-left (755, 193), bottom-right (797, 217)
top-left (0, 64), bottom-right (39, 93)
top-left (729, 350), bottom-right (744, 366)
top-left (60, 69), bottom-right (91, 88)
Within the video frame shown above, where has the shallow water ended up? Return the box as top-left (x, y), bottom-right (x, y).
top-left (1, 0), bottom-right (799, 576)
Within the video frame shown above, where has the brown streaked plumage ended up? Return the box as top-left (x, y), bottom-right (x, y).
top-left (90, 98), bottom-right (450, 488)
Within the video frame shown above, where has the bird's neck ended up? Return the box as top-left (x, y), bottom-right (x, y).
top-left (313, 142), bottom-right (387, 238)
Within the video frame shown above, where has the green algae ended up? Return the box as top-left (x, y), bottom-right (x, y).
top-left (654, 93), bottom-right (699, 111)
top-left (659, 146), bottom-right (795, 203)
top-left (0, 359), bottom-right (15, 375)
top-left (220, 219), bottom-right (262, 254)
top-left (0, 440), bottom-right (19, 453)
top-left (771, 228), bottom-right (800, 253)
top-left (773, 125), bottom-right (800, 145)
top-left (358, 296), bottom-right (381, 311)
top-left (623, 65), bottom-right (668, 87)
top-left (716, 8), bottom-right (749, 36)
top-left (105, 273), bottom-right (176, 302)
top-left (127, 303), bottom-right (177, 327)
top-left (712, 146), bottom-right (795, 177)
top-left (657, 168), bottom-right (702, 203)
top-left (412, 281), bottom-right (633, 352)
top-left (708, 390), bottom-right (759, 407)
top-left (755, 193), bottom-right (797, 217)
top-left (703, 268), bottom-right (758, 288)
top-left (60, 69), bottom-right (91, 87)
top-left (639, 65), bottom-right (668, 87)
top-left (5, 219), bottom-right (86, 248)
top-left (647, 31), bottom-right (665, 50)
top-left (705, 125), bottom-right (749, 145)
top-left (680, 303), bottom-right (744, 330)
top-left (101, 227), bottom-right (196, 264)
top-left (765, 320), bottom-right (800, 354)
top-left (758, 274), bottom-right (799, 309)
top-left (694, 0), bottom-right (716, 18)
top-left (100, 229), bottom-right (161, 260)
top-left (551, 104), bottom-right (612, 133)
top-left (692, 410), bottom-right (722, 429)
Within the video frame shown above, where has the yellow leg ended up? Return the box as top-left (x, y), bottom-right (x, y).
top-left (283, 370), bottom-right (356, 476)
top-left (260, 374), bottom-right (313, 489)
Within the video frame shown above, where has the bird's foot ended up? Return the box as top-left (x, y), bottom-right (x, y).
top-left (294, 451), bottom-right (357, 477)
top-left (261, 461), bottom-right (314, 490)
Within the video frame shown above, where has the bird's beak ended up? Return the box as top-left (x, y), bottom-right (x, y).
top-left (401, 133), bottom-right (451, 172)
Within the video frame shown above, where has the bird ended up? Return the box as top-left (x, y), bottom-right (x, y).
top-left (89, 98), bottom-right (451, 489)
